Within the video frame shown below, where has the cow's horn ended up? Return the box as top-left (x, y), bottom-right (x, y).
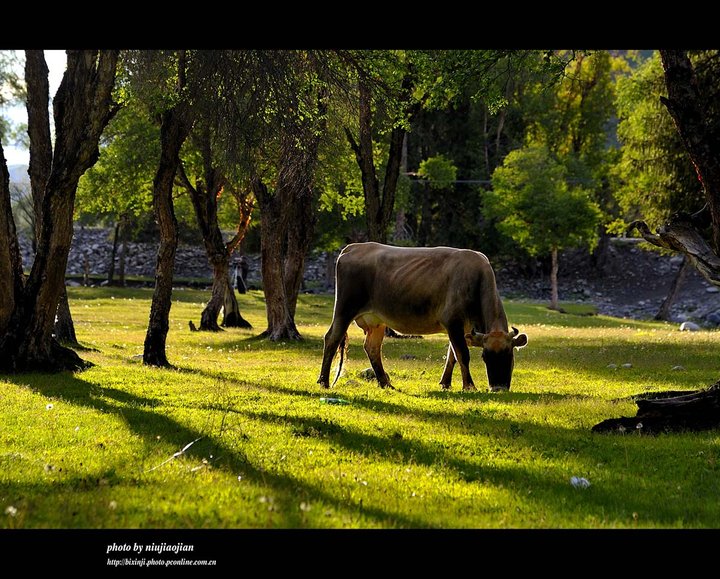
top-left (511, 326), bottom-right (519, 336)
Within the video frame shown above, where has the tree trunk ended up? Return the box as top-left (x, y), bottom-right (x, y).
top-left (0, 50), bottom-right (118, 373)
top-left (593, 381), bottom-right (720, 434)
top-left (255, 181), bottom-right (301, 341)
top-left (346, 73), bottom-right (410, 244)
top-left (178, 128), bottom-right (253, 332)
top-left (222, 280), bottom-right (251, 328)
top-left (252, 88), bottom-right (325, 341)
top-left (54, 286), bottom-right (78, 345)
top-left (549, 246), bottom-right (559, 310)
top-left (199, 260), bottom-right (227, 332)
top-left (28, 50), bottom-right (82, 352)
top-left (143, 101), bottom-right (192, 366)
top-left (655, 255), bottom-right (690, 321)
top-left (118, 219), bottom-right (127, 287)
top-left (660, 50), bottom-right (720, 253)
top-left (284, 185), bottom-right (316, 319)
top-left (0, 141), bottom-right (24, 335)
top-left (108, 220), bottom-right (119, 285)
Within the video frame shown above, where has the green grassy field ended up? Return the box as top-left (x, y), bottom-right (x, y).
top-left (1, 286), bottom-right (719, 529)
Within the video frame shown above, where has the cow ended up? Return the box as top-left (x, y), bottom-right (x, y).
top-left (317, 242), bottom-right (528, 392)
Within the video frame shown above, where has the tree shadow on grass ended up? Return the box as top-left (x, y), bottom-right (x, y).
top-left (238, 406), bottom-right (720, 527)
top-left (6, 372), bottom-right (428, 528)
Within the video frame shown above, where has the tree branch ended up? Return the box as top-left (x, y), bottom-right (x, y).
top-left (175, 159), bottom-right (197, 197)
top-left (627, 215), bottom-right (720, 287)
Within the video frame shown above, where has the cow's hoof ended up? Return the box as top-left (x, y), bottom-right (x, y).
top-left (317, 379), bottom-right (331, 389)
top-left (380, 382), bottom-right (395, 390)
top-left (488, 385), bottom-right (509, 393)
top-left (462, 384), bottom-right (477, 392)
top-left (440, 383), bottom-right (451, 391)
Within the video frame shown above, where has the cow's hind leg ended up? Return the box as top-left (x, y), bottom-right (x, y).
top-left (359, 321), bottom-right (393, 388)
top-left (447, 323), bottom-right (476, 391)
top-left (439, 342), bottom-right (456, 390)
top-left (318, 316), bottom-right (353, 388)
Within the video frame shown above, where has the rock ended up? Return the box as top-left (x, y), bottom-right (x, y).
top-left (607, 363), bottom-right (618, 370)
top-left (622, 363), bottom-right (633, 369)
top-left (65, 280), bottom-right (81, 287)
top-left (707, 286), bottom-right (720, 294)
top-left (671, 365), bottom-right (685, 371)
top-left (358, 368), bottom-right (376, 380)
top-left (706, 312), bottom-right (720, 326)
top-left (680, 321), bottom-right (701, 332)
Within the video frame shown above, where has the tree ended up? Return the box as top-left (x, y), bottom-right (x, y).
top-left (0, 50), bottom-right (119, 372)
top-left (139, 50), bottom-right (194, 367)
top-left (177, 125), bottom-right (253, 331)
top-left (488, 145), bottom-right (602, 309)
top-left (343, 51), bottom-right (419, 243)
top-left (614, 51), bottom-right (706, 320)
top-left (629, 50), bottom-right (720, 287)
top-left (76, 103), bottom-right (158, 287)
top-left (522, 50), bottom-right (623, 271)
top-left (201, 50), bottom-right (338, 341)
top-left (597, 50), bottom-right (720, 432)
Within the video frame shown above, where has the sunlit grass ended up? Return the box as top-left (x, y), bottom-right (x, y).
top-left (1, 287), bottom-right (719, 529)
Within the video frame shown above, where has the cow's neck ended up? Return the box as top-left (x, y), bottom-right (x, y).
top-left (480, 294), bottom-right (508, 334)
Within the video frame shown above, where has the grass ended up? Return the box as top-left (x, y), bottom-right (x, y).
top-left (1, 287), bottom-right (719, 529)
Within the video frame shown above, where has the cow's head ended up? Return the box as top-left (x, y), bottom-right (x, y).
top-left (465, 326), bottom-right (528, 392)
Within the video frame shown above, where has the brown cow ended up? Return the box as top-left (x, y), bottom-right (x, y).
top-left (317, 242), bottom-right (528, 391)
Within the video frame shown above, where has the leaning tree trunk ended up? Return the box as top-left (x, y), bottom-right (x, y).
top-left (655, 255), bottom-right (690, 321)
top-left (143, 103), bottom-right (192, 366)
top-left (0, 50), bottom-right (118, 373)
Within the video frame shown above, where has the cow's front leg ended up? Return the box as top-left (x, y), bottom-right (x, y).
top-left (439, 342), bottom-right (455, 390)
top-left (362, 323), bottom-right (393, 388)
top-left (447, 324), bottom-right (476, 391)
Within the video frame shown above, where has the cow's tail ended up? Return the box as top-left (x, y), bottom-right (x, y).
top-left (331, 333), bottom-right (348, 387)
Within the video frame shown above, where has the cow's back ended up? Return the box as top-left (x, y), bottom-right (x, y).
top-left (335, 242), bottom-right (496, 334)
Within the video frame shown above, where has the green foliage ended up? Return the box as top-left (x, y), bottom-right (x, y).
top-left (614, 51), bottom-right (705, 225)
top-left (488, 145), bottom-right (602, 256)
top-left (417, 155), bottom-right (457, 190)
top-left (1, 286), bottom-right (719, 529)
top-left (76, 105), bottom-right (158, 225)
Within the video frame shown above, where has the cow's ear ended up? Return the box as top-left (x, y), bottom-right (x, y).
top-left (465, 331), bottom-right (485, 347)
top-left (512, 333), bottom-right (528, 349)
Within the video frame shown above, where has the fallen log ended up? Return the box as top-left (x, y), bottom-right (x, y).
top-left (592, 381), bottom-right (720, 434)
